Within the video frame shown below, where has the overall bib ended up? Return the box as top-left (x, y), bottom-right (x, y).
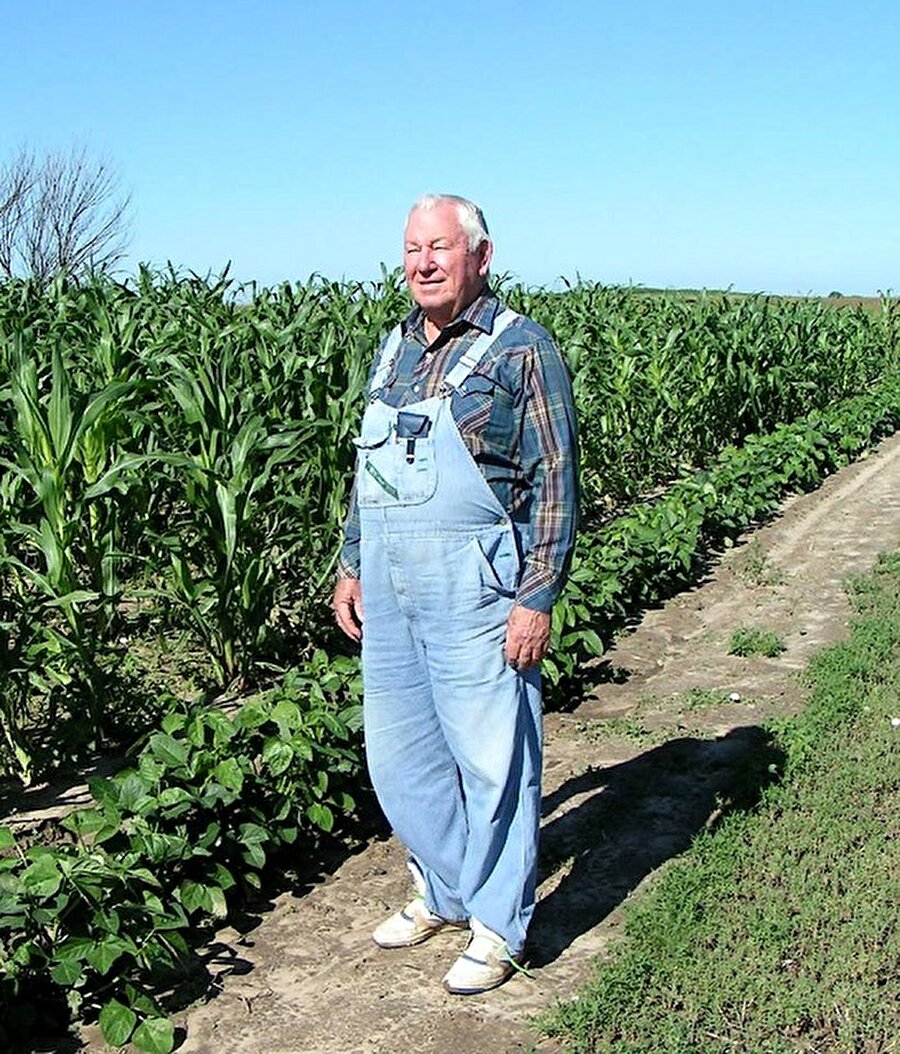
top-left (356, 311), bottom-right (542, 955)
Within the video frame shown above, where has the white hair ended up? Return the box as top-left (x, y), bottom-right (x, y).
top-left (409, 194), bottom-right (490, 252)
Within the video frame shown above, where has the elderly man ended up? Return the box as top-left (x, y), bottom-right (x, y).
top-left (333, 194), bottom-right (578, 994)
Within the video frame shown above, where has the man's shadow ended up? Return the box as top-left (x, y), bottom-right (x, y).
top-left (529, 726), bottom-right (781, 966)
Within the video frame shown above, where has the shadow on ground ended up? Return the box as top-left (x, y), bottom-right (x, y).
top-left (529, 725), bottom-right (781, 967)
top-left (12, 727), bottom-right (781, 1051)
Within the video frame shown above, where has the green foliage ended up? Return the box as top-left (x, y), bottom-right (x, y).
top-left (0, 271), bottom-right (898, 1045)
top-left (1, 274), bottom-right (898, 774)
top-left (0, 329), bottom-right (145, 774)
top-left (543, 377), bottom-right (900, 693)
top-left (510, 283), bottom-right (900, 509)
top-left (0, 653), bottom-right (362, 1051)
top-left (539, 550), bottom-right (900, 1054)
top-left (0, 269), bottom-right (406, 778)
top-left (728, 625), bottom-right (786, 657)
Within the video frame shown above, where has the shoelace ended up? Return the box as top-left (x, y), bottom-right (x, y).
top-left (505, 954), bottom-right (534, 979)
top-left (467, 933), bottom-right (534, 980)
top-left (415, 893), bottom-right (536, 978)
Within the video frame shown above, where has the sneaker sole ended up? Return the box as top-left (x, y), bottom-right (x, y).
top-left (443, 969), bottom-right (514, 995)
top-left (372, 928), bottom-right (444, 949)
top-left (373, 920), bottom-right (468, 950)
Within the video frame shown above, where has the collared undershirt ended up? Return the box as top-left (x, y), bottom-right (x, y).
top-left (338, 290), bottom-right (579, 613)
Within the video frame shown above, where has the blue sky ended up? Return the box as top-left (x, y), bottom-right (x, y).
top-left (4, 0), bottom-right (898, 294)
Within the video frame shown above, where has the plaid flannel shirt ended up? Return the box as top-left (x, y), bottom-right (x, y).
top-left (338, 291), bottom-right (578, 613)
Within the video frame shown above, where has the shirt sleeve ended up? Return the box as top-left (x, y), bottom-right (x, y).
top-left (337, 331), bottom-right (389, 580)
top-left (337, 477), bottom-right (360, 579)
top-left (515, 337), bottom-right (579, 613)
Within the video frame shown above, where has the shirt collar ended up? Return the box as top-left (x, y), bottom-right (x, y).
top-left (402, 290), bottom-right (501, 342)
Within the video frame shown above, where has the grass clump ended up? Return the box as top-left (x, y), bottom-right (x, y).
top-left (736, 538), bottom-right (786, 586)
top-left (728, 625), bottom-right (786, 657)
top-left (539, 550), bottom-right (900, 1054)
top-left (680, 687), bottom-right (730, 712)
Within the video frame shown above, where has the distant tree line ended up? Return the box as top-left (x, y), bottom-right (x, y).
top-left (0, 146), bottom-right (131, 283)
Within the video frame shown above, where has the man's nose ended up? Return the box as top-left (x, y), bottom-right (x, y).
top-left (417, 247), bottom-right (435, 272)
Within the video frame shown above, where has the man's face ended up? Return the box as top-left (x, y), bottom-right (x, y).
top-left (403, 203), bottom-right (492, 326)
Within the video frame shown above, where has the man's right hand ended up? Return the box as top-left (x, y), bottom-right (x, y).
top-left (332, 577), bottom-right (364, 641)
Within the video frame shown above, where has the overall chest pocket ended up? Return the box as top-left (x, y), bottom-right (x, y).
top-left (353, 414), bottom-right (438, 507)
top-left (452, 372), bottom-right (514, 443)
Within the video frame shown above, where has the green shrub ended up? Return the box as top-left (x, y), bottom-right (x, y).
top-left (728, 626), bottom-right (786, 657)
top-left (0, 652), bottom-right (362, 1052)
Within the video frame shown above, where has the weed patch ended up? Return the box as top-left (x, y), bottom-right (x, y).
top-left (728, 625), bottom-right (786, 657)
top-left (735, 538), bottom-right (786, 586)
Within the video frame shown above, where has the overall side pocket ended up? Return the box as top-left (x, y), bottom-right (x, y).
top-left (470, 527), bottom-right (520, 600)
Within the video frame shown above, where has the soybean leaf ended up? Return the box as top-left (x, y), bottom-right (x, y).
top-left (21, 854), bottom-right (63, 898)
top-left (86, 935), bottom-right (128, 975)
top-left (262, 737), bottom-right (293, 775)
top-left (211, 756), bottom-right (244, 792)
top-left (178, 879), bottom-right (212, 915)
top-left (306, 803), bottom-right (334, 833)
top-left (99, 999), bottom-right (137, 1048)
top-left (148, 732), bottom-right (190, 768)
top-left (50, 959), bottom-right (84, 986)
top-left (132, 1015), bottom-right (175, 1054)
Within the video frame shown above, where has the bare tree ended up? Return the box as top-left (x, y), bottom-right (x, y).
top-left (0, 147), bottom-right (131, 283)
top-left (0, 151), bottom-right (35, 277)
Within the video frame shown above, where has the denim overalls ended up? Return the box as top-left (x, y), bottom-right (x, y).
top-left (356, 311), bottom-right (542, 955)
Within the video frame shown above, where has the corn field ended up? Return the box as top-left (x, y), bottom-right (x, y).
top-left (509, 283), bottom-right (900, 507)
top-left (0, 270), bottom-right (898, 783)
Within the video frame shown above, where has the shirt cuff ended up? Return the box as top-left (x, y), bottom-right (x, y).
top-left (336, 555), bottom-right (359, 580)
top-left (515, 563), bottom-right (563, 613)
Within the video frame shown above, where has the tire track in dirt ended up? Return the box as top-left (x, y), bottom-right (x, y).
top-left (82, 433), bottom-right (900, 1054)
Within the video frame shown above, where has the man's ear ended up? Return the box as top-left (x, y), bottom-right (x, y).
top-left (478, 239), bottom-right (494, 277)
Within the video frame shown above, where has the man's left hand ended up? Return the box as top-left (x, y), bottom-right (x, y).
top-left (505, 604), bottom-right (551, 671)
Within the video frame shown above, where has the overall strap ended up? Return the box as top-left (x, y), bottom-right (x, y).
top-left (442, 309), bottom-right (519, 393)
top-left (368, 324), bottom-right (404, 396)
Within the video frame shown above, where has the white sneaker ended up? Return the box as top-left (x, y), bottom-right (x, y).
top-left (442, 919), bottom-right (518, 994)
top-left (372, 897), bottom-right (457, 948)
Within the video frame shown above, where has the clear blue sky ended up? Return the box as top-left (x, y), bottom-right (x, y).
top-left (4, 0), bottom-right (898, 294)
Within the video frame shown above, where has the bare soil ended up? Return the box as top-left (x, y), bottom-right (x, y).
top-left (70, 433), bottom-right (900, 1054)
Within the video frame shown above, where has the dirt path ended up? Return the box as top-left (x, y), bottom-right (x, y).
top-left (80, 433), bottom-right (900, 1054)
